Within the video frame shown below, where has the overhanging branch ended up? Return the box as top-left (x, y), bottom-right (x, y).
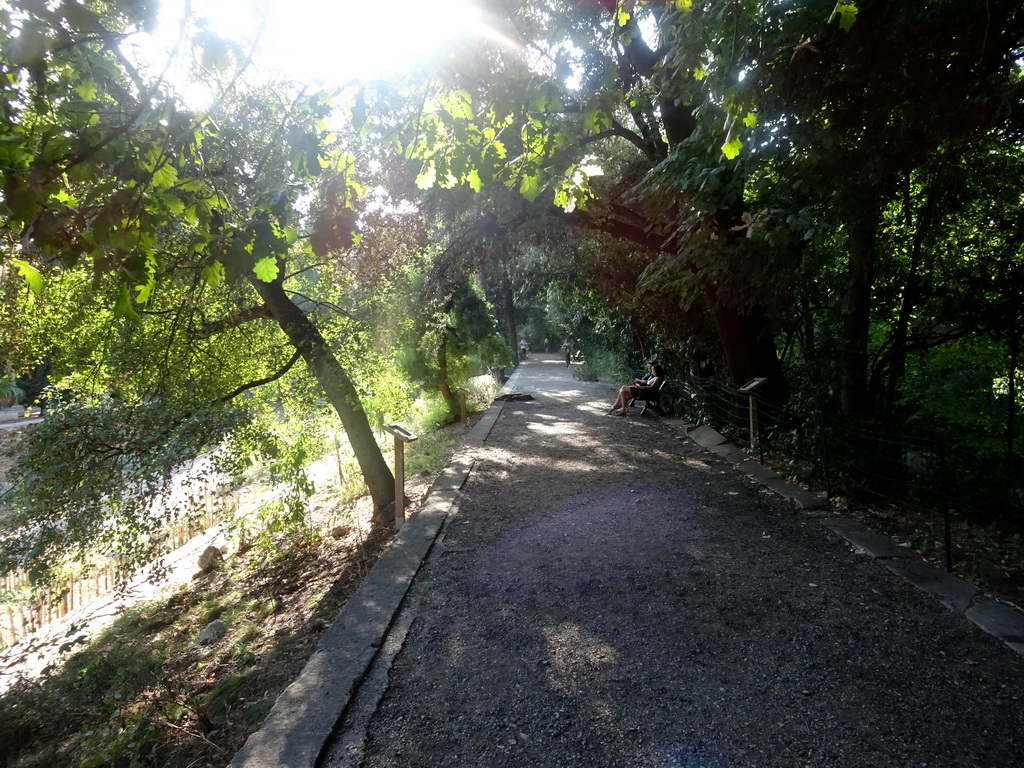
top-left (284, 290), bottom-right (357, 321)
top-left (215, 347), bottom-right (303, 403)
top-left (562, 207), bottom-right (667, 254)
top-left (581, 121), bottom-right (655, 160)
top-left (196, 304), bottom-right (274, 339)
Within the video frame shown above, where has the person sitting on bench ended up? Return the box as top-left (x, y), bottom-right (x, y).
top-left (608, 362), bottom-right (664, 415)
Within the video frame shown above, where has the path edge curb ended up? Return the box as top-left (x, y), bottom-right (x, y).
top-left (681, 421), bottom-right (1024, 658)
top-left (228, 367), bottom-right (525, 768)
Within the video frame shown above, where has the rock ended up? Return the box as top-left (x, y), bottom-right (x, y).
top-left (198, 545), bottom-right (222, 571)
top-left (331, 525), bottom-right (352, 539)
top-left (197, 619), bottom-right (226, 644)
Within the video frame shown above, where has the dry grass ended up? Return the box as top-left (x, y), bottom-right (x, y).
top-left (0, 511), bottom-right (395, 767)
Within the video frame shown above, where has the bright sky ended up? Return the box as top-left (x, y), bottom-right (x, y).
top-left (151, 0), bottom-right (486, 93)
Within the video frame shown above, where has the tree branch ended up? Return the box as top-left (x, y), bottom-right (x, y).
top-left (283, 260), bottom-right (332, 281)
top-left (284, 290), bottom-right (357, 321)
top-left (581, 121), bottom-right (656, 160)
top-left (617, 14), bottom-right (661, 78)
top-left (215, 347), bottom-right (303, 403)
top-left (195, 304), bottom-right (274, 339)
top-left (561, 207), bottom-right (668, 254)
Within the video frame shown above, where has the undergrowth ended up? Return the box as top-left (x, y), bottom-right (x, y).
top-left (0, 524), bottom-right (393, 768)
top-left (0, 408), bottom-right (485, 767)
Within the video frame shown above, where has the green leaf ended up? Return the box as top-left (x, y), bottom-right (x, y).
top-left (134, 252), bottom-right (157, 304)
top-left (201, 261), bottom-right (225, 288)
top-left (12, 259), bottom-right (43, 295)
top-left (743, 112), bottom-right (757, 128)
top-left (721, 138), bottom-right (743, 160)
top-left (310, 146), bottom-right (325, 173)
top-left (676, 0), bottom-right (693, 10)
top-left (253, 257), bottom-right (280, 282)
top-left (519, 173), bottom-right (543, 201)
top-left (161, 193), bottom-right (184, 214)
top-left (416, 161), bottom-right (437, 189)
top-left (583, 103), bottom-right (612, 133)
top-left (467, 169), bottom-right (483, 193)
top-left (151, 162), bottom-right (178, 189)
top-left (73, 80), bottom-right (98, 101)
top-left (446, 90), bottom-right (475, 120)
top-left (835, 2), bottom-right (858, 31)
top-left (114, 284), bottom-right (141, 322)
top-left (0, 135), bottom-right (26, 165)
top-left (694, 67), bottom-right (706, 81)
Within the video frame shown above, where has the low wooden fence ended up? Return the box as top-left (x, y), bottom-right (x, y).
top-left (0, 485), bottom-right (237, 650)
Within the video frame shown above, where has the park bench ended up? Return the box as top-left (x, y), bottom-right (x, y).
top-left (629, 378), bottom-right (669, 416)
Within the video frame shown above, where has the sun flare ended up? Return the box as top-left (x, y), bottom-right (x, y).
top-left (154, 0), bottom-right (485, 89)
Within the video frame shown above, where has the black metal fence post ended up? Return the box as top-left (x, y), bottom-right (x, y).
top-left (819, 412), bottom-right (833, 499)
top-left (939, 445), bottom-right (954, 573)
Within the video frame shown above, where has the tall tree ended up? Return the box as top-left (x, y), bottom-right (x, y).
top-left (382, 0), bottom-right (1024, 411)
top-left (0, 2), bottom-right (399, 519)
top-left (753, 0), bottom-right (1024, 413)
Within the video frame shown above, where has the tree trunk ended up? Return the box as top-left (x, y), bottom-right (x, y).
top-left (841, 195), bottom-right (881, 416)
top-left (569, 208), bottom-right (791, 401)
top-left (249, 275), bottom-right (395, 522)
top-left (711, 299), bottom-right (790, 405)
top-left (884, 246), bottom-right (920, 417)
top-left (437, 326), bottom-right (457, 413)
top-left (885, 179), bottom-right (935, 417)
top-left (502, 268), bottom-right (517, 358)
top-left (1007, 330), bottom-right (1019, 474)
top-left (798, 290), bottom-right (817, 364)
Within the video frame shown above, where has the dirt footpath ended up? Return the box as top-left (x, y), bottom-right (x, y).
top-left (323, 356), bottom-right (1024, 768)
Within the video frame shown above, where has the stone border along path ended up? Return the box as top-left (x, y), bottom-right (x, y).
top-left (228, 362), bottom-right (1024, 768)
top-left (682, 424), bottom-right (1024, 657)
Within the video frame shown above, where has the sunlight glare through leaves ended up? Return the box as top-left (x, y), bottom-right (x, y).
top-left (154, 0), bottom-right (484, 91)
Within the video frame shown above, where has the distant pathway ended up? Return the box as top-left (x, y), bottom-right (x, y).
top-left (313, 355), bottom-right (1024, 768)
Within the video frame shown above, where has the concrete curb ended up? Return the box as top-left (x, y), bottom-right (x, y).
top-left (683, 423), bottom-right (827, 511)
top-left (228, 368), bottom-right (523, 768)
top-left (681, 421), bottom-right (1024, 657)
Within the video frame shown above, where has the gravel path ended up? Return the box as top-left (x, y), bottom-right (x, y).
top-left (322, 356), bottom-right (1024, 768)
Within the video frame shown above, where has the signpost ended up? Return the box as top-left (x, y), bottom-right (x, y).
top-left (383, 423), bottom-right (419, 529)
top-left (738, 377), bottom-right (768, 456)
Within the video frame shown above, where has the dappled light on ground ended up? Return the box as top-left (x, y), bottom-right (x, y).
top-left (539, 620), bottom-right (618, 688)
top-left (525, 422), bottom-right (575, 436)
